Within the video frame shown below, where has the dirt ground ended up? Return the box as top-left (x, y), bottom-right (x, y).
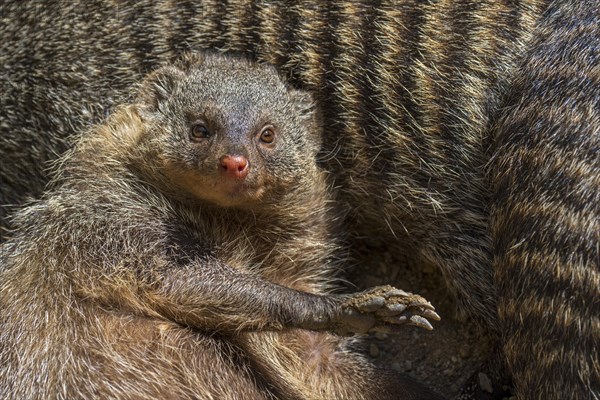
top-left (347, 241), bottom-right (503, 399)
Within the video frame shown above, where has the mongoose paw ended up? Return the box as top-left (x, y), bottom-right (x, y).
top-left (335, 285), bottom-right (440, 335)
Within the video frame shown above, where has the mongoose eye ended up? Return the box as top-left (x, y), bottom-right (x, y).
top-left (259, 126), bottom-right (276, 145)
top-left (190, 123), bottom-right (211, 141)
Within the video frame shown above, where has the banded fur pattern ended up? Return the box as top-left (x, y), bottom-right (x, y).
top-left (2, 1), bottom-right (598, 399)
top-left (490, 1), bottom-right (600, 399)
top-left (0, 0), bottom-right (548, 326)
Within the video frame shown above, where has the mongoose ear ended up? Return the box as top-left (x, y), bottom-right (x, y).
top-left (137, 66), bottom-right (187, 113)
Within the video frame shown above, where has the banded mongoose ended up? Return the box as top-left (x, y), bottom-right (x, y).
top-left (0, 1), bottom-right (598, 399)
top-left (0, 53), bottom-right (444, 399)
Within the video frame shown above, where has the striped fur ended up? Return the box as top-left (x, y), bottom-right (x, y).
top-left (489, 1), bottom-right (600, 399)
top-left (0, 1), bottom-right (598, 399)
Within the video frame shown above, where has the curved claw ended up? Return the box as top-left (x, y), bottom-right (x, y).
top-left (408, 315), bottom-right (434, 331)
top-left (410, 300), bottom-right (435, 311)
top-left (422, 309), bottom-right (441, 321)
top-left (338, 285), bottom-right (441, 335)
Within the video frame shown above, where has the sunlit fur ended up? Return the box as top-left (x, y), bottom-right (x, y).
top-left (0, 53), bottom-right (443, 400)
top-left (0, 1), bottom-right (598, 399)
top-left (489, 2), bottom-right (599, 398)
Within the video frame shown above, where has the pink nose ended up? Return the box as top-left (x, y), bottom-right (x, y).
top-left (219, 155), bottom-right (249, 179)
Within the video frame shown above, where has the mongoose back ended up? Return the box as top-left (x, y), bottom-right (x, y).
top-left (0, 52), bottom-right (444, 400)
top-left (0, 1), bottom-right (598, 399)
top-left (489, 1), bottom-right (600, 398)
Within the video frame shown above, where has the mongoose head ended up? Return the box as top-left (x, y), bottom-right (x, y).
top-left (133, 53), bottom-right (322, 209)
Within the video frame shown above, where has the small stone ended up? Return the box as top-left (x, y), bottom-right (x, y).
top-left (369, 343), bottom-right (380, 358)
top-left (374, 332), bottom-right (388, 340)
top-left (478, 372), bottom-right (494, 394)
top-left (391, 361), bottom-right (403, 371)
top-left (451, 356), bottom-right (458, 363)
top-left (404, 360), bottom-right (413, 371)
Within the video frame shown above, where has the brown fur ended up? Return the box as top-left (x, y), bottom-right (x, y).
top-left (489, 1), bottom-right (600, 399)
top-left (1, 1), bottom-right (598, 398)
top-left (0, 53), bottom-right (443, 400)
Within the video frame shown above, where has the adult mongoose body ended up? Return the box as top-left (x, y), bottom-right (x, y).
top-left (489, 1), bottom-right (600, 397)
top-left (0, 1), bottom-right (598, 399)
top-left (0, 52), bottom-right (443, 400)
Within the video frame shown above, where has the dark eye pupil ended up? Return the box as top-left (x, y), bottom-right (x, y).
top-left (191, 124), bottom-right (209, 139)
